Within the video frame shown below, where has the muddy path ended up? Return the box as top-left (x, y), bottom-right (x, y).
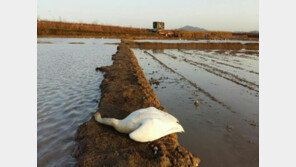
top-left (75, 43), bottom-right (200, 166)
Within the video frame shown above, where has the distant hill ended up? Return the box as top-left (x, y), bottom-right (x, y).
top-left (249, 30), bottom-right (259, 34)
top-left (178, 25), bottom-right (207, 32)
top-left (234, 30), bottom-right (259, 34)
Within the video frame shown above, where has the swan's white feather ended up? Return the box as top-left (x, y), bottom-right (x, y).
top-left (129, 118), bottom-right (184, 142)
top-left (94, 107), bottom-right (184, 142)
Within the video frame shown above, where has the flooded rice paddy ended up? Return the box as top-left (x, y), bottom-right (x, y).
top-left (38, 37), bottom-right (258, 166)
top-left (134, 39), bottom-right (259, 44)
top-left (37, 38), bottom-right (119, 166)
top-left (133, 48), bottom-right (259, 167)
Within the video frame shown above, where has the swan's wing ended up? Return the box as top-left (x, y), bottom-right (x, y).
top-left (129, 107), bottom-right (179, 123)
top-left (161, 111), bottom-right (179, 123)
top-left (149, 107), bottom-right (179, 123)
top-left (129, 119), bottom-right (162, 142)
top-left (129, 119), bottom-right (183, 142)
top-left (144, 107), bottom-right (179, 123)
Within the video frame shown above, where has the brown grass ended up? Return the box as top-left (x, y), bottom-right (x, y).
top-left (38, 20), bottom-right (150, 34)
top-left (37, 20), bottom-right (156, 39)
top-left (37, 20), bottom-right (258, 40)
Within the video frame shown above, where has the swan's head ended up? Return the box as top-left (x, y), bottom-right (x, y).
top-left (94, 112), bottom-right (102, 122)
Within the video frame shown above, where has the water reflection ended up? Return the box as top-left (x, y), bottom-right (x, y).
top-left (37, 38), bottom-right (119, 166)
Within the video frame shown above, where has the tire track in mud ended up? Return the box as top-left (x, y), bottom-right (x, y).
top-left (210, 59), bottom-right (245, 70)
top-left (172, 51), bottom-right (259, 92)
top-left (198, 51), bottom-right (259, 70)
top-left (249, 70), bottom-right (259, 75)
top-left (198, 53), bottom-right (258, 74)
top-left (180, 50), bottom-right (244, 67)
top-left (163, 52), bottom-right (178, 59)
top-left (178, 50), bottom-right (245, 70)
top-left (180, 49), bottom-right (258, 61)
top-left (143, 50), bottom-right (236, 113)
top-left (228, 50), bottom-right (259, 59)
top-left (182, 58), bottom-right (259, 92)
top-left (180, 50), bottom-right (259, 75)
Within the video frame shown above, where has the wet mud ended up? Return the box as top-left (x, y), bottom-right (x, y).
top-left (132, 48), bottom-right (259, 167)
top-left (143, 51), bottom-right (235, 113)
top-left (177, 50), bottom-right (259, 85)
top-left (128, 42), bottom-right (259, 50)
top-left (75, 43), bottom-right (200, 166)
top-left (180, 56), bottom-right (259, 92)
top-left (37, 41), bottom-right (53, 44)
top-left (69, 42), bottom-right (85, 44)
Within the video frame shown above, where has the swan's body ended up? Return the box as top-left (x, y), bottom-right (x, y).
top-left (94, 107), bottom-right (184, 142)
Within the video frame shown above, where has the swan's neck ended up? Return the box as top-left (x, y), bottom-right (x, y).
top-left (97, 117), bottom-right (120, 127)
top-left (95, 115), bottom-right (126, 132)
top-left (94, 113), bottom-right (134, 133)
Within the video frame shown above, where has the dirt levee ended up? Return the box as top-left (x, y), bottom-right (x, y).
top-left (75, 43), bottom-right (200, 166)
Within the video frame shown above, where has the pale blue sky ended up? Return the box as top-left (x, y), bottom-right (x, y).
top-left (37, 0), bottom-right (259, 31)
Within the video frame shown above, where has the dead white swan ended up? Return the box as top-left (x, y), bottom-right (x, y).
top-left (94, 107), bottom-right (184, 142)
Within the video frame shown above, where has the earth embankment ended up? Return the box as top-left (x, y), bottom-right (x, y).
top-left (75, 42), bottom-right (200, 166)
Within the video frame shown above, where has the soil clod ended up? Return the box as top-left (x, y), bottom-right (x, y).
top-left (227, 125), bottom-right (234, 132)
top-left (194, 100), bottom-right (199, 107)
